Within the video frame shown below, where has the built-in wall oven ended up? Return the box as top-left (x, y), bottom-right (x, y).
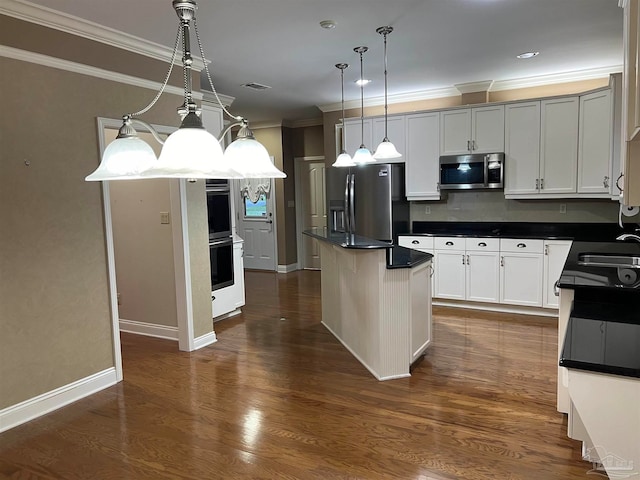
top-left (206, 180), bottom-right (234, 291)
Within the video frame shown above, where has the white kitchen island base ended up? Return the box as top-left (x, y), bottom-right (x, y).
top-left (318, 241), bottom-right (432, 381)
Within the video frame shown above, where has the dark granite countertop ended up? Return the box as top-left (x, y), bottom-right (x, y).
top-left (303, 229), bottom-right (432, 269)
top-left (557, 241), bottom-right (640, 291)
top-left (560, 300), bottom-right (640, 378)
top-left (410, 222), bottom-right (632, 242)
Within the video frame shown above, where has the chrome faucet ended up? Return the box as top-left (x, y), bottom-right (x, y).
top-left (616, 233), bottom-right (640, 243)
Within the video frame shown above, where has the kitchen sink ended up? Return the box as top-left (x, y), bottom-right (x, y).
top-left (578, 253), bottom-right (640, 268)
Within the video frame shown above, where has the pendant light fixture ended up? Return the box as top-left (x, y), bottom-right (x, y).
top-left (373, 26), bottom-right (402, 160)
top-left (352, 46), bottom-right (375, 165)
top-left (332, 63), bottom-right (355, 168)
top-left (86, 0), bottom-right (285, 181)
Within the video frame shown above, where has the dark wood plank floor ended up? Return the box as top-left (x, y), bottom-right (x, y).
top-left (0, 270), bottom-right (597, 479)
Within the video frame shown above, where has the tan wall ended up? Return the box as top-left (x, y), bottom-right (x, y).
top-left (0, 21), bottom-right (211, 408)
top-left (110, 177), bottom-right (178, 327)
top-left (281, 127), bottom-right (297, 266)
top-left (292, 125), bottom-right (324, 158)
top-left (185, 181), bottom-right (214, 339)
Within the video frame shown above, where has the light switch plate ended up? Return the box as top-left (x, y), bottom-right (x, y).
top-left (160, 212), bottom-right (170, 224)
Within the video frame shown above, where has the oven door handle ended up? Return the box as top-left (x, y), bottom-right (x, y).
top-left (209, 238), bottom-right (233, 247)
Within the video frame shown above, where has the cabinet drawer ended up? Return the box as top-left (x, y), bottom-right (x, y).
top-left (500, 238), bottom-right (544, 254)
top-left (465, 237), bottom-right (500, 252)
top-left (398, 235), bottom-right (434, 250)
top-left (434, 237), bottom-right (465, 250)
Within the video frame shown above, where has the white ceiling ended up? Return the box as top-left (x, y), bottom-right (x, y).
top-left (12, 0), bottom-right (624, 123)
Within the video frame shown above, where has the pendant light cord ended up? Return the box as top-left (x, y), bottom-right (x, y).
top-left (383, 32), bottom-right (388, 140)
top-left (341, 67), bottom-right (347, 150)
top-left (359, 50), bottom-right (365, 147)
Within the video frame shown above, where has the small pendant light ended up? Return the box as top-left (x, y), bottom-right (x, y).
top-left (352, 46), bottom-right (375, 164)
top-left (373, 26), bottom-right (402, 160)
top-left (333, 63), bottom-right (355, 167)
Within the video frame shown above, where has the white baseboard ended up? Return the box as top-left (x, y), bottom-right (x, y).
top-left (433, 300), bottom-right (557, 318)
top-left (0, 368), bottom-right (118, 433)
top-left (213, 308), bottom-right (242, 322)
top-left (193, 331), bottom-right (217, 350)
top-left (277, 263), bottom-right (299, 273)
top-left (119, 318), bottom-right (179, 341)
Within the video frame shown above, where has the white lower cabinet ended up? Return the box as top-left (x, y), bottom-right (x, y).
top-left (400, 235), bottom-right (568, 311)
top-left (543, 240), bottom-right (572, 308)
top-left (499, 239), bottom-right (544, 307)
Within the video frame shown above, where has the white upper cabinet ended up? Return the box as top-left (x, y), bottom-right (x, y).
top-left (440, 105), bottom-right (504, 155)
top-left (372, 115), bottom-right (406, 162)
top-left (405, 112), bottom-right (440, 200)
top-left (578, 89), bottom-right (613, 194)
top-left (504, 102), bottom-right (541, 195)
top-left (344, 118), bottom-right (373, 157)
top-left (540, 97), bottom-right (579, 194)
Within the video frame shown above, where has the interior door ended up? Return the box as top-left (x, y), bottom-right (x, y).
top-left (299, 160), bottom-right (326, 270)
top-left (235, 179), bottom-right (277, 271)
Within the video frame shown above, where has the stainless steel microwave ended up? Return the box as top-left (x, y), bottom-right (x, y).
top-left (439, 153), bottom-right (504, 190)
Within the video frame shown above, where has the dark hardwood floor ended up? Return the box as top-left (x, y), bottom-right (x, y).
top-left (0, 270), bottom-right (597, 479)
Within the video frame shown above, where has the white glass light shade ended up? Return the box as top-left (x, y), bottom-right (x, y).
top-left (332, 151), bottom-right (355, 167)
top-left (373, 139), bottom-right (402, 160)
top-left (85, 136), bottom-right (157, 181)
top-left (142, 128), bottom-right (242, 179)
top-left (224, 137), bottom-right (286, 178)
top-left (353, 146), bottom-right (375, 164)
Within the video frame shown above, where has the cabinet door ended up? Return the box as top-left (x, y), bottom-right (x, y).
top-left (434, 250), bottom-right (466, 299)
top-left (471, 105), bottom-right (505, 153)
top-left (410, 261), bottom-right (432, 363)
top-left (373, 115), bottom-right (405, 162)
top-left (499, 253), bottom-right (543, 306)
top-left (504, 102), bottom-right (541, 195)
top-left (543, 240), bottom-right (572, 309)
top-left (440, 109), bottom-right (471, 155)
top-left (578, 90), bottom-right (613, 194)
top-left (624, 0), bottom-right (640, 142)
top-left (466, 251), bottom-right (500, 303)
top-left (540, 97), bottom-right (579, 194)
top-left (344, 118), bottom-right (373, 157)
top-left (405, 112), bottom-right (440, 199)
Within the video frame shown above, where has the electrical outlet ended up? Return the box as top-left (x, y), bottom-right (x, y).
top-left (559, 204), bottom-right (567, 214)
top-left (425, 206), bottom-right (431, 215)
top-left (160, 212), bottom-right (170, 224)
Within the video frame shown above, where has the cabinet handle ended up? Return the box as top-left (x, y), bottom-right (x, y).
top-left (535, 179), bottom-right (539, 190)
top-left (462, 255), bottom-right (466, 265)
top-left (540, 178), bottom-right (544, 190)
top-left (603, 176), bottom-right (610, 188)
top-left (517, 243), bottom-right (526, 248)
top-left (553, 280), bottom-right (560, 297)
top-left (467, 140), bottom-right (471, 151)
top-left (429, 264), bottom-right (434, 278)
top-left (616, 173), bottom-right (624, 193)
top-left (466, 255), bottom-right (470, 265)
top-left (472, 140), bottom-right (477, 151)
top-left (437, 182), bottom-right (440, 192)
top-left (478, 242), bottom-right (487, 247)
top-left (544, 244), bottom-right (549, 256)
top-left (412, 240), bottom-right (419, 244)
top-left (211, 295), bottom-right (216, 301)
top-left (500, 256), bottom-right (504, 267)
top-left (446, 241), bottom-right (454, 246)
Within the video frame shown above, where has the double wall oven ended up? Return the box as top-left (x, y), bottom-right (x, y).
top-left (206, 179), bottom-right (234, 291)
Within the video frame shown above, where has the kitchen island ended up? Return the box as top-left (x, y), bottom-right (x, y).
top-left (556, 240), bottom-right (640, 478)
top-left (304, 229), bottom-right (433, 380)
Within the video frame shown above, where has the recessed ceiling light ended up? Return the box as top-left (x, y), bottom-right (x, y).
top-left (355, 79), bottom-right (371, 86)
top-left (516, 51), bottom-right (539, 59)
top-left (320, 20), bottom-right (336, 29)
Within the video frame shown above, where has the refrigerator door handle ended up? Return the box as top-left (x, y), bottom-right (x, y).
top-left (349, 173), bottom-right (356, 234)
top-left (344, 174), bottom-right (351, 233)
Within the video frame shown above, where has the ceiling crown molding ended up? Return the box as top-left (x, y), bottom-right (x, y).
top-left (0, 0), bottom-right (207, 70)
top-left (319, 65), bottom-right (622, 112)
top-left (454, 80), bottom-right (494, 94)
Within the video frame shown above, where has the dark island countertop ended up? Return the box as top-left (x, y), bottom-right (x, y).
top-left (560, 300), bottom-right (640, 378)
top-left (410, 222), bottom-right (632, 242)
top-left (303, 229), bottom-right (432, 269)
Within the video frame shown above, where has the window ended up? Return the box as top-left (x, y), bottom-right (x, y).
top-left (244, 193), bottom-right (267, 218)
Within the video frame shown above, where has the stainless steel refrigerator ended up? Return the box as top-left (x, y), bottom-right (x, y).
top-left (327, 163), bottom-right (409, 243)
